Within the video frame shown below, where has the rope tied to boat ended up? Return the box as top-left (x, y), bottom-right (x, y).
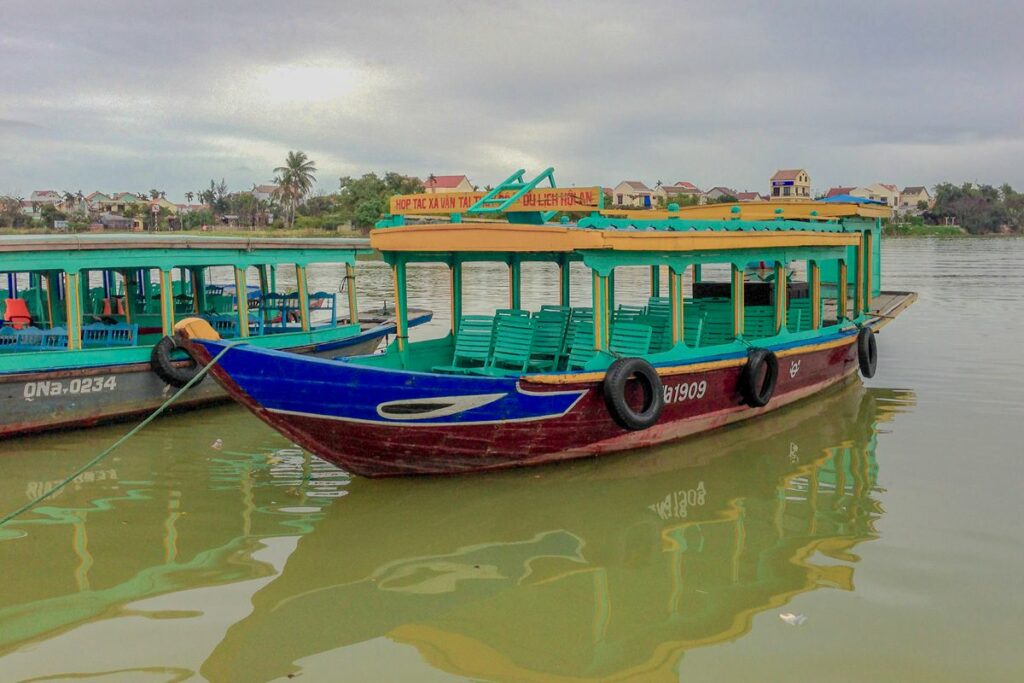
top-left (0, 341), bottom-right (239, 528)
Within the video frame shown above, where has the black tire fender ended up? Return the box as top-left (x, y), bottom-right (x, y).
top-left (150, 335), bottom-right (203, 388)
top-left (603, 357), bottom-right (664, 431)
top-left (739, 347), bottom-right (778, 408)
top-left (857, 327), bottom-right (877, 378)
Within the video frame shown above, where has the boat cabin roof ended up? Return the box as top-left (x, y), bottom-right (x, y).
top-left (371, 215), bottom-right (869, 270)
top-left (0, 234), bottom-right (372, 272)
top-left (600, 199), bottom-right (891, 221)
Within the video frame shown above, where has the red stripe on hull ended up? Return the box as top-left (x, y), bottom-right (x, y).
top-left (209, 339), bottom-right (861, 477)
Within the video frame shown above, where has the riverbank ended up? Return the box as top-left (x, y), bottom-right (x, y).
top-left (884, 223), bottom-right (966, 236)
top-left (0, 227), bottom-right (365, 239)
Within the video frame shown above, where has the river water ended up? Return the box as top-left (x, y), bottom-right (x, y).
top-left (1, 238), bottom-right (1022, 682)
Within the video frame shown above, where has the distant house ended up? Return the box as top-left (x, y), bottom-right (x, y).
top-left (734, 191), bottom-right (765, 202)
top-left (30, 190), bottom-right (62, 205)
top-left (149, 197), bottom-right (179, 214)
top-left (851, 183), bottom-right (900, 208)
top-left (654, 181), bottom-right (702, 205)
top-left (613, 180), bottom-right (655, 208)
top-left (86, 192), bottom-right (111, 211)
top-left (28, 190), bottom-right (62, 214)
top-left (424, 175), bottom-right (474, 193)
top-left (823, 186), bottom-right (854, 199)
top-left (770, 169), bottom-right (811, 199)
top-left (900, 186), bottom-right (932, 213)
top-left (99, 192), bottom-right (144, 214)
top-left (702, 186), bottom-right (738, 203)
top-left (252, 184), bottom-right (278, 202)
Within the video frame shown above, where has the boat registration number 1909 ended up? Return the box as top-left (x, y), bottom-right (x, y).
top-left (663, 380), bottom-right (707, 404)
top-left (24, 376), bottom-right (118, 401)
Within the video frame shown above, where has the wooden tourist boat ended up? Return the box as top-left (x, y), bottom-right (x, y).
top-left (177, 168), bottom-right (916, 477)
top-left (0, 234), bottom-right (431, 437)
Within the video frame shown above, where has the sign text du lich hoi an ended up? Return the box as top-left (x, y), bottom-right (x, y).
top-left (390, 187), bottom-right (602, 215)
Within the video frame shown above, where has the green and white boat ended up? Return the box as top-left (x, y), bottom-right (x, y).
top-left (0, 234), bottom-right (431, 437)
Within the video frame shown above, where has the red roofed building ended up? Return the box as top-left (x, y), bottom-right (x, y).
top-left (824, 186), bottom-right (854, 199)
top-left (654, 181), bottom-right (702, 205)
top-left (735, 191), bottom-right (765, 202)
top-left (424, 175), bottom-right (474, 194)
top-left (769, 169), bottom-right (811, 199)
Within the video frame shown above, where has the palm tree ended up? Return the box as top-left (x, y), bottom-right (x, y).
top-left (185, 191), bottom-right (194, 204)
top-left (273, 150), bottom-right (317, 229)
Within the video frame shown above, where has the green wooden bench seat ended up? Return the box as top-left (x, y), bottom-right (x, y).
top-left (471, 315), bottom-right (537, 376)
top-left (609, 321), bottom-right (653, 356)
top-left (527, 307), bottom-right (570, 371)
top-left (432, 315), bottom-right (496, 374)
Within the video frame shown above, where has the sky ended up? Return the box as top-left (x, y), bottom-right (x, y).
top-left (1, 0), bottom-right (1022, 202)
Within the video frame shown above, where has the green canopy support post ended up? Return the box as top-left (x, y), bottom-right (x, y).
top-left (509, 255), bottom-right (522, 310)
top-left (608, 269), bottom-right (615, 313)
top-left (669, 266), bottom-right (685, 346)
top-left (233, 267), bottom-right (249, 338)
top-left (79, 270), bottom-right (89, 320)
top-left (63, 271), bottom-right (82, 350)
top-left (693, 264), bottom-right (702, 284)
top-left (159, 269), bottom-right (176, 336)
top-left (295, 264), bottom-right (310, 332)
top-left (345, 263), bottom-right (359, 326)
top-left (854, 242), bottom-right (865, 317)
top-left (392, 258), bottom-right (411, 366)
top-left (809, 260), bottom-right (821, 329)
top-left (42, 271), bottom-right (56, 327)
top-left (142, 270), bottom-right (153, 312)
top-left (256, 265), bottom-right (269, 326)
top-left (120, 271), bottom-right (135, 325)
top-left (592, 270), bottom-right (610, 350)
top-left (257, 265), bottom-right (269, 296)
top-left (838, 260), bottom-right (849, 322)
top-left (774, 261), bottom-right (788, 334)
top-left (559, 256), bottom-right (571, 307)
top-left (650, 265), bottom-right (661, 298)
top-left (731, 264), bottom-right (745, 338)
top-left (863, 230), bottom-right (874, 313)
top-left (450, 260), bottom-right (462, 335)
top-left (269, 264), bottom-right (277, 294)
top-left (193, 268), bottom-right (207, 314)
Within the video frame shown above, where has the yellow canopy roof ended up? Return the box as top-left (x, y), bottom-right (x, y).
top-left (370, 222), bottom-right (862, 254)
top-left (601, 200), bottom-right (890, 221)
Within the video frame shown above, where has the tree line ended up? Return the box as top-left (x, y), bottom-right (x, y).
top-left (7, 161), bottom-right (1024, 235)
top-left (925, 183), bottom-right (1024, 234)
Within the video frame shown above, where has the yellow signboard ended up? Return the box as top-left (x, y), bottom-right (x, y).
top-left (389, 187), bottom-right (602, 215)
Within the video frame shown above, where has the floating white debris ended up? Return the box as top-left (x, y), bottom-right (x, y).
top-left (779, 612), bottom-right (807, 626)
top-left (211, 438), bottom-right (223, 450)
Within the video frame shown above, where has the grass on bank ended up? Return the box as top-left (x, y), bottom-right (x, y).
top-left (883, 223), bottom-right (966, 237)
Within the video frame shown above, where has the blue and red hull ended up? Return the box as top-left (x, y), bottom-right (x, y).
top-left (186, 327), bottom-right (866, 477)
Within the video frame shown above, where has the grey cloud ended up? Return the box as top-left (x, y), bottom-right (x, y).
top-left (2, 0), bottom-right (1022, 199)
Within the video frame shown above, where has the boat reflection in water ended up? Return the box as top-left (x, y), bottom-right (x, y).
top-left (202, 380), bottom-right (914, 682)
top-left (0, 380), bottom-right (913, 681)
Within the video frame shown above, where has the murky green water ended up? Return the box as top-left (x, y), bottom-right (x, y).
top-left (1, 238), bottom-right (1022, 682)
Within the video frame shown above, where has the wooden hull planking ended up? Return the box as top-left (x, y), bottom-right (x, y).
top-left (189, 327), bottom-right (864, 478)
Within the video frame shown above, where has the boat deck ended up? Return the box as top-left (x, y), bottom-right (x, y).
top-left (823, 291), bottom-right (917, 330)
